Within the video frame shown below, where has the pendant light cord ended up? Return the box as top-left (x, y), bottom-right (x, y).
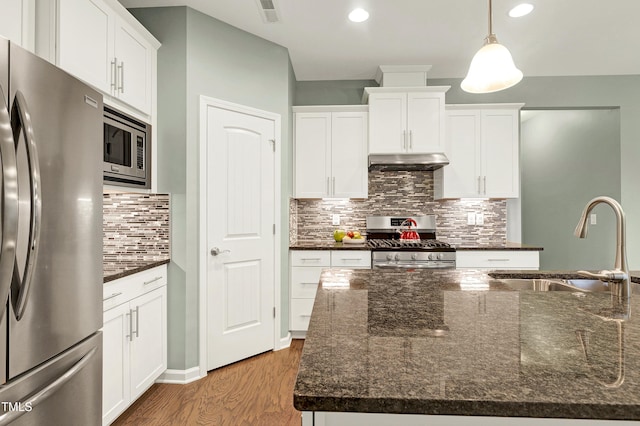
top-left (488, 0), bottom-right (493, 36)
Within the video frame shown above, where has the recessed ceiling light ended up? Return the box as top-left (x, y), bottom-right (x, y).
top-left (509, 3), bottom-right (534, 18)
top-left (348, 8), bottom-right (369, 23)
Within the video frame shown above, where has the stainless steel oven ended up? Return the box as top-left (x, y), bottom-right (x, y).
top-left (366, 215), bottom-right (456, 269)
top-left (103, 106), bottom-right (150, 188)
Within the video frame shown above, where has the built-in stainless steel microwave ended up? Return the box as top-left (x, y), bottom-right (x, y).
top-left (103, 106), bottom-right (150, 188)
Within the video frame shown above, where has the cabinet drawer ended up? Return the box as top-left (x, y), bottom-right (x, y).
top-left (291, 298), bottom-right (315, 331)
top-left (456, 251), bottom-right (539, 270)
top-left (103, 265), bottom-right (168, 311)
top-left (331, 250), bottom-right (371, 269)
top-left (290, 250), bottom-right (331, 267)
top-left (291, 267), bottom-right (323, 299)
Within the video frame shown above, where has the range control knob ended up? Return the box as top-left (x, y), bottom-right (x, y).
top-left (437, 253), bottom-right (443, 260)
top-left (411, 254), bottom-right (417, 260)
top-left (394, 254), bottom-right (400, 261)
top-left (386, 254), bottom-right (393, 261)
top-left (428, 253), bottom-right (435, 260)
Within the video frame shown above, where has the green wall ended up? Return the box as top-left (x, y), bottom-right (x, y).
top-left (295, 79), bottom-right (376, 105)
top-left (131, 6), bottom-right (294, 370)
top-left (520, 109), bottom-right (621, 270)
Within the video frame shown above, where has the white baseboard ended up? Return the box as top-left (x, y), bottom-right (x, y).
top-left (156, 367), bottom-right (203, 385)
top-left (277, 332), bottom-right (292, 350)
top-left (291, 330), bottom-right (306, 340)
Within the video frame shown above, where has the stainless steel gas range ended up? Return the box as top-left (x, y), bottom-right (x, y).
top-left (366, 215), bottom-right (456, 269)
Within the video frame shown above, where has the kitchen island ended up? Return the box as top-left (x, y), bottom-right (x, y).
top-left (294, 269), bottom-right (640, 425)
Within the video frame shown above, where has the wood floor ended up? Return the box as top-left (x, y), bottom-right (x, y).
top-left (113, 339), bottom-right (304, 426)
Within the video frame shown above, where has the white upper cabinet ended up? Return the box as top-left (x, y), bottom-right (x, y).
top-left (294, 106), bottom-right (368, 199)
top-left (45, 0), bottom-right (158, 116)
top-left (58, 0), bottom-right (113, 94)
top-left (113, 17), bottom-right (151, 113)
top-left (331, 111), bottom-right (368, 198)
top-left (364, 87), bottom-right (449, 155)
top-left (0, 0), bottom-right (35, 50)
top-left (294, 112), bottom-right (331, 198)
top-left (434, 104), bottom-right (524, 199)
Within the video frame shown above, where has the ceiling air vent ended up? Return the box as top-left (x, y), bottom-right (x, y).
top-left (256, 0), bottom-right (280, 23)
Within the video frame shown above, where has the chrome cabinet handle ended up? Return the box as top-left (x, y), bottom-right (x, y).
top-left (403, 130), bottom-right (407, 150)
top-left (332, 177), bottom-right (335, 194)
top-left (103, 292), bottom-right (123, 302)
top-left (110, 58), bottom-right (117, 91)
top-left (339, 258), bottom-right (363, 261)
top-left (409, 130), bottom-right (413, 149)
top-left (126, 310), bottom-right (133, 341)
top-left (487, 259), bottom-right (510, 262)
top-left (11, 91), bottom-right (42, 321)
top-left (477, 176), bottom-right (481, 194)
top-left (483, 176), bottom-right (487, 195)
top-left (0, 347), bottom-right (98, 426)
top-left (117, 61), bottom-right (124, 93)
top-left (327, 177), bottom-right (330, 195)
top-left (0, 86), bottom-right (18, 321)
top-left (144, 276), bottom-right (163, 285)
top-left (211, 247), bottom-right (231, 256)
top-left (300, 258), bottom-right (321, 261)
top-left (134, 306), bottom-right (139, 338)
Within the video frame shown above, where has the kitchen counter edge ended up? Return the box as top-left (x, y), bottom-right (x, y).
top-left (290, 241), bottom-right (543, 251)
top-left (103, 258), bottom-right (171, 283)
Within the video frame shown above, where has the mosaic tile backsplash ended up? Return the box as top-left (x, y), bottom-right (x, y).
top-left (291, 170), bottom-right (507, 245)
top-left (103, 193), bottom-right (170, 264)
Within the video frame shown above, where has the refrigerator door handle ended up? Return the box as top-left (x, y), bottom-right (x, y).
top-left (10, 91), bottom-right (42, 320)
top-left (0, 346), bottom-right (98, 426)
top-left (0, 87), bottom-right (18, 317)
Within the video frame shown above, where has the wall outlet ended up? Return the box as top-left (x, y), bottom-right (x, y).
top-left (590, 213), bottom-right (597, 225)
top-left (332, 214), bottom-right (340, 225)
top-left (475, 212), bottom-right (485, 225)
top-left (467, 212), bottom-right (476, 225)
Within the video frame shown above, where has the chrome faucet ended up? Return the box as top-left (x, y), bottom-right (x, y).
top-left (574, 196), bottom-right (630, 302)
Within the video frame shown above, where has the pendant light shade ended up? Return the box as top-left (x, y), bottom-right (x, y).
top-left (461, 0), bottom-right (523, 93)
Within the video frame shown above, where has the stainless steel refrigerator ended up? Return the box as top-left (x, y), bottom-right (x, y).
top-left (0, 39), bottom-right (103, 425)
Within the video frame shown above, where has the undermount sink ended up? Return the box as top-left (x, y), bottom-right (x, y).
top-left (497, 278), bottom-right (611, 293)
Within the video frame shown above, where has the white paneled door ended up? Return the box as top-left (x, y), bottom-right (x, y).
top-left (206, 105), bottom-right (276, 371)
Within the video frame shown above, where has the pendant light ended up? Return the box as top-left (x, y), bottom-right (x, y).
top-left (461, 0), bottom-right (523, 93)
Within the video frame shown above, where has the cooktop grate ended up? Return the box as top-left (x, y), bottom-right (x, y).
top-left (367, 239), bottom-right (452, 249)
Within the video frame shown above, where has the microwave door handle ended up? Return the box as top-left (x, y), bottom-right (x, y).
top-left (0, 89), bottom-right (18, 317)
top-left (11, 91), bottom-right (42, 321)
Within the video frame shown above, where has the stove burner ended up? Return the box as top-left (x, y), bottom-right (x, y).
top-left (368, 239), bottom-right (452, 249)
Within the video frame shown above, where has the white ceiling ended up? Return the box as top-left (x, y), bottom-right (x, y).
top-left (118, 0), bottom-right (640, 81)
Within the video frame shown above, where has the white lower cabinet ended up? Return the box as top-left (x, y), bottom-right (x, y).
top-left (456, 251), bottom-right (539, 270)
top-left (102, 265), bottom-right (167, 426)
top-left (290, 250), bottom-right (371, 337)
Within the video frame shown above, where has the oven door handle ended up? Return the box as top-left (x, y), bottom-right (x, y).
top-left (373, 264), bottom-right (405, 269)
top-left (374, 262), bottom-right (455, 269)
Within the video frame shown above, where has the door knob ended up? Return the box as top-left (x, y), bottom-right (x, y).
top-left (211, 247), bottom-right (230, 256)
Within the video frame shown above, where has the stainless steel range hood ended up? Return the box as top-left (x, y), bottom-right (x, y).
top-left (368, 153), bottom-right (449, 171)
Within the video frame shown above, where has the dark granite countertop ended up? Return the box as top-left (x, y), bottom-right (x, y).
top-left (290, 240), bottom-right (371, 250)
top-left (290, 240), bottom-right (542, 251)
top-left (294, 268), bottom-right (640, 420)
top-left (103, 258), bottom-right (170, 283)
